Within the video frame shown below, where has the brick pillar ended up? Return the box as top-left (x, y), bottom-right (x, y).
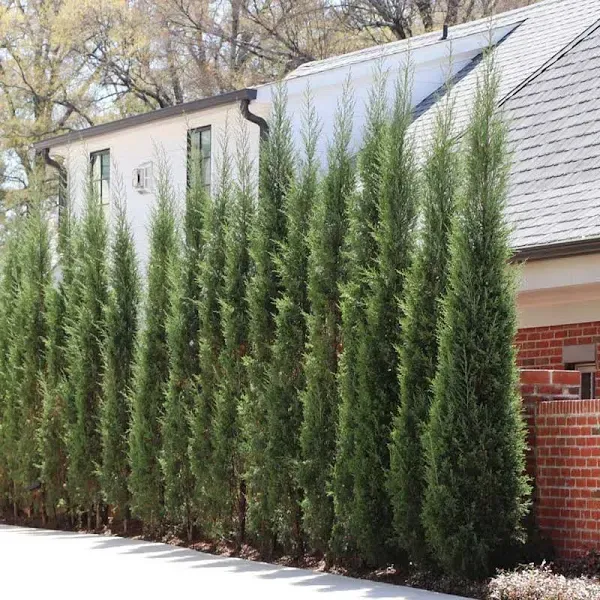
top-left (520, 370), bottom-right (581, 480)
top-left (519, 369), bottom-right (600, 559)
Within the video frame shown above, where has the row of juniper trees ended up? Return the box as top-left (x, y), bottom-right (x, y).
top-left (0, 54), bottom-right (530, 578)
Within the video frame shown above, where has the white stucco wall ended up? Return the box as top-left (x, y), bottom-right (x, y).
top-left (46, 19), bottom-right (596, 332)
top-left (51, 103), bottom-right (262, 269)
top-left (517, 254), bottom-right (600, 328)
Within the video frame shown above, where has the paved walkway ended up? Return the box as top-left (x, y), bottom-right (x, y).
top-left (0, 524), bottom-right (472, 599)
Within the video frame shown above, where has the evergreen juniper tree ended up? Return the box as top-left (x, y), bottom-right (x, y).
top-left (331, 72), bottom-right (388, 557)
top-left (263, 90), bottom-right (320, 553)
top-left (161, 155), bottom-right (206, 539)
top-left (0, 217), bottom-right (24, 516)
top-left (66, 177), bottom-right (109, 529)
top-left (99, 181), bottom-right (140, 531)
top-left (128, 154), bottom-right (179, 529)
top-left (190, 134), bottom-right (231, 530)
top-left (242, 85), bottom-right (294, 547)
top-left (210, 123), bottom-right (254, 541)
top-left (298, 80), bottom-right (355, 554)
top-left (39, 196), bottom-right (76, 523)
top-left (13, 196), bottom-right (52, 515)
top-left (422, 55), bottom-right (530, 578)
top-left (388, 90), bottom-right (459, 564)
top-left (347, 71), bottom-right (417, 565)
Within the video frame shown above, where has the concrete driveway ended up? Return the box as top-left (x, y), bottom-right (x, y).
top-left (0, 524), bottom-right (472, 599)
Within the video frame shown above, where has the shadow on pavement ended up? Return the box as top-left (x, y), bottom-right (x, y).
top-left (0, 525), bottom-right (467, 599)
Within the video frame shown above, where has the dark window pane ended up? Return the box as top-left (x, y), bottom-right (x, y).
top-left (187, 127), bottom-right (211, 192)
top-left (582, 372), bottom-right (594, 399)
top-left (90, 149), bottom-right (110, 205)
top-left (201, 130), bottom-right (211, 158)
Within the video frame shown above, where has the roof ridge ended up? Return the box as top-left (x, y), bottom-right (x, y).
top-left (286, 0), bottom-right (559, 79)
top-left (500, 16), bottom-right (600, 108)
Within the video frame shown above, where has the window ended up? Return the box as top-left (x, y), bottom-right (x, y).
top-left (576, 364), bottom-right (596, 400)
top-left (90, 149), bottom-right (110, 205)
top-left (187, 127), bottom-right (211, 193)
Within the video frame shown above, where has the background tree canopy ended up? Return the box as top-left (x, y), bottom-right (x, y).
top-left (0, 0), bottom-right (536, 196)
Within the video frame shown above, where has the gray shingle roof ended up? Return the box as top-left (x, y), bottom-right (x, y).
top-left (285, 1), bottom-right (542, 81)
top-left (408, 0), bottom-right (600, 252)
top-left (504, 20), bottom-right (600, 250)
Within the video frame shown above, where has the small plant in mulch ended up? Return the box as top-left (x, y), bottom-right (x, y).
top-left (488, 563), bottom-right (600, 600)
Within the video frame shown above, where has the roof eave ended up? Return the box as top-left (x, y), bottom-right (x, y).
top-left (512, 238), bottom-right (600, 263)
top-left (33, 88), bottom-right (257, 151)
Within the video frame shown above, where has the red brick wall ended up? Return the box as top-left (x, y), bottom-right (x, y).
top-left (516, 321), bottom-right (600, 370)
top-left (520, 370), bottom-right (600, 559)
top-left (516, 321), bottom-right (600, 394)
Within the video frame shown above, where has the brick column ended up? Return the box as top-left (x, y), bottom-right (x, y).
top-left (519, 369), bottom-right (600, 559)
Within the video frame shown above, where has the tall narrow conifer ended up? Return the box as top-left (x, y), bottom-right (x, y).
top-left (99, 181), bottom-right (140, 530)
top-left (211, 123), bottom-right (254, 541)
top-left (263, 91), bottom-right (320, 552)
top-left (388, 91), bottom-right (459, 563)
top-left (299, 81), bottom-right (355, 553)
top-left (13, 196), bottom-right (52, 511)
top-left (348, 72), bottom-right (417, 564)
top-left (39, 196), bottom-right (76, 522)
top-left (331, 73), bottom-right (387, 556)
top-left (0, 218), bottom-right (24, 515)
top-left (66, 178), bottom-right (109, 528)
top-left (242, 85), bottom-right (294, 545)
top-left (129, 156), bottom-right (179, 528)
top-left (190, 134), bottom-right (231, 528)
top-left (161, 156), bottom-right (206, 538)
top-left (422, 56), bottom-right (529, 577)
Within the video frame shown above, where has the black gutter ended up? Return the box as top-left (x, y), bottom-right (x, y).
top-left (37, 148), bottom-right (67, 209)
top-left (512, 238), bottom-right (600, 263)
top-left (240, 98), bottom-right (269, 141)
top-left (33, 88), bottom-right (258, 151)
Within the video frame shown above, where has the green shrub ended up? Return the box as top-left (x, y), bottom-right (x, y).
top-left (128, 155), bottom-right (178, 529)
top-left (388, 86), bottom-right (459, 564)
top-left (210, 124), bottom-right (254, 541)
top-left (242, 84), bottom-right (294, 547)
top-left (298, 79), bottom-right (354, 554)
top-left (422, 54), bottom-right (530, 578)
top-left (66, 179), bottom-right (108, 527)
top-left (99, 183), bottom-right (139, 530)
top-left (190, 134), bottom-right (230, 531)
top-left (263, 90), bottom-right (319, 552)
top-left (162, 158), bottom-right (206, 538)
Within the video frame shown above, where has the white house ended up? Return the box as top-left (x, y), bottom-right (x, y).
top-left (34, 0), bottom-right (600, 395)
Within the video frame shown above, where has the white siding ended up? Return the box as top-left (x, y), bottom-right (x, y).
top-left (51, 103), bottom-right (262, 269)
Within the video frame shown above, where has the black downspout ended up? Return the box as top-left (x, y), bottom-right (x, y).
top-left (37, 147), bottom-right (67, 211)
top-left (240, 98), bottom-right (269, 141)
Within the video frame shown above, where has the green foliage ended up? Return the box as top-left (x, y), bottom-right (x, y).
top-left (128, 156), bottom-right (179, 527)
top-left (348, 72), bottom-right (417, 564)
top-left (161, 162), bottom-right (206, 536)
top-left (299, 80), bottom-right (354, 553)
top-left (14, 196), bottom-right (52, 504)
top-left (99, 183), bottom-right (140, 522)
top-left (0, 217), bottom-right (24, 512)
top-left (263, 91), bottom-right (320, 552)
top-left (331, 72), bottom-right (388, 558)
top-left (66, 179), bottom-right (109, 519)
top-left (242, 84), bottom-right (294, 545)
top-left (190, 136), bottom-right (231, 529)
top-left (39, 198), bottom-right (76, 519)
top-left (210, 125), bottom-right (254, 540)
top-left (422, 56), bottom-right (530, 578)
top-left (388, 91), bottom-right (459, 563)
